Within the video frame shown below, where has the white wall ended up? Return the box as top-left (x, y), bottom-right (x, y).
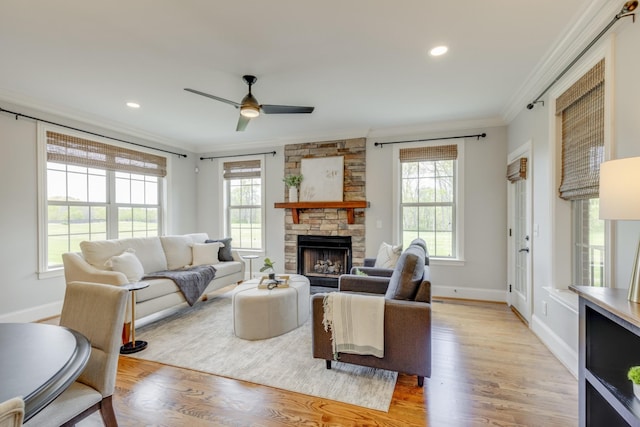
top-left (506, 22), bottom-right (640, 376)
top-left (366, 127), bottom-right (508, 301)
top-left (197, 128), bottom-right (508, 298)
top-left (196, 148), bottom-right (286, 274)
top-left (0, 102), bottom-right (198, 321)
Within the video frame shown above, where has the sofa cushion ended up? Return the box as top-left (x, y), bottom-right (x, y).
top-left (104, 249), bottom-right (144, 283)
top-left (135, 278), bottom-right (179, 303)
top-left (205, 238), bottom-right (233, 262)
top-left (192, 242), bottom-right (224, 266)
top-left (160, 236), bottom-right (194, 270)
top-left (384, 240), bottom-right (426, 300)
top-left (373, 242), bottom-right (402, 269)
top-left (210, 261), bottom-right (242, 278)
top-left (80, 237), bottom-right (167, 274)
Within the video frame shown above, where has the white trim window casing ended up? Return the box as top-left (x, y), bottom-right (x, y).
top-left (392, 140), bottom-right (465, 262)
top-left (220, 156), bottom-right (266, 252)
top-left (37, 123), bottom-right (166, 277)
top-left (548, 37), bottom-right (614, 291)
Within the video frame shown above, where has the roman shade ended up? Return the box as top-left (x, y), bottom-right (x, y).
top-left (556, 59), bottom-right (604, 200)
top-left (46, 131), bottom-right (167, 177)
top-left (399, 144), bottom-right (458, 162)
top-left (507, 157), bottom-right (527, 183)
top-left (223, 160), bottom-right (261, 179)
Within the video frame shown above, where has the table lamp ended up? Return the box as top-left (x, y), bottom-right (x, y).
top-left (599, 156), bottom-right (640, 302)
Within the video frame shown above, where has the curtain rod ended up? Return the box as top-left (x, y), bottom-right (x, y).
top-left (0, 107), bottom-right (188, 158)
top-left (374, 132), bottom-right (486, 147)
top-left (526, 0), bottom-right (637, 110)
top-left (200, 151), bottom-right (277, 161)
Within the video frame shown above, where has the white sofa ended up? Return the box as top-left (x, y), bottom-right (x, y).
top-left (62, 233), bottom-right (245, 323)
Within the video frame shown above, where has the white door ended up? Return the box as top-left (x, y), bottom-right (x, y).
top-left (507, 151), bottom-right (532, 323)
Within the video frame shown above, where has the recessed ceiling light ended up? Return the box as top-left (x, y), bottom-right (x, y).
top-left (429, 46), bottom-right (448, 57)
top-left (126, 102), bottom-right (141, 109)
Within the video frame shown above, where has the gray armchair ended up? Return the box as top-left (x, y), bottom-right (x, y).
top-left (312, 239), bottom-right (432, 386)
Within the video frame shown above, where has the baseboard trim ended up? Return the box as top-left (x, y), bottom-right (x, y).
top-left (0, 301), bottom-right (63, 323)
top-left (432, 286), bottom-right (507, 303)
top-left (531, 314), bottom-right (578, 379)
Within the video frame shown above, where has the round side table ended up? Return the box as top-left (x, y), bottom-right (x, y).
top-left (242, 254), bottom-right (259, 280)
top-left (120, 281), bottom-right (150, 354)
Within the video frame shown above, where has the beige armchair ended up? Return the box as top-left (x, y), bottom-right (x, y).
top-left (0, 397), bottom-right (24, 427)
top-left (25, 281), bottom-right (128, 427)
top-left (312, 238), bottom-right (432, 386)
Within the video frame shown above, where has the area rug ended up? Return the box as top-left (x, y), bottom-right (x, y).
top-left (127, 290), bottom-right (397, 411)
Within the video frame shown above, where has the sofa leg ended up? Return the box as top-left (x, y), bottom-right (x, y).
top-left (417, 376), bottom-right (424, 387)
top-left (326, 360), bottom-right (332, 370)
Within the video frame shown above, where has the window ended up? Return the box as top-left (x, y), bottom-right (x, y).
top-left (39, 126), bottom-right (165, 272)
top-left (573, 199), bottom-right (605, 286)
top-left (556, 59), bottom-right (606, 286)
top-left (222, 158), bottom-right (264, 251)
top-left (398, 144), bottom-right (460, 258)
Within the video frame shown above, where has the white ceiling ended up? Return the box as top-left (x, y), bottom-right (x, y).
top-left (0, 0), bottom-right (593, 153)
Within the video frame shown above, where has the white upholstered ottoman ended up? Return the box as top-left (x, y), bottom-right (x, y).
top-left (232, 274), bottom-right (310, 340)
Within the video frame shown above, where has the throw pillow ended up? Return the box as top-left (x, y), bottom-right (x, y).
top-left (160, 235), bottom-right (194, 270)
top-left (192, 242), bottom-right (224, 266)
top-left (373, 242), bottom-right (402, 269)
top-left (384, 242), bottom-right (426, 300)
top-left (205, 237), bottom-right (233, 262)
top-left (104, 249), bottom-right (144, 283)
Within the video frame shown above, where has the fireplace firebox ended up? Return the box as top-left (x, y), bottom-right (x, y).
top-left (297, 235), bottom-right (352, 288)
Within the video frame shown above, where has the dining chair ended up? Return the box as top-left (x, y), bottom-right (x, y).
top-left (25, 281), bottom-right (128, 427)
top-left (0, 397), bottom-right (24, 427)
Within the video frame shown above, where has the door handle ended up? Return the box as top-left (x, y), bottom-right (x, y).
top-left (519, 248), bottom-right (530, 253)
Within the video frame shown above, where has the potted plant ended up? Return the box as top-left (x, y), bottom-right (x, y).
top-left (260, 257), bottom-right (276, 280)
top-left (283, 174), bottom-right (303, 203)
top-left (628, 366), bottom-right (640, 399)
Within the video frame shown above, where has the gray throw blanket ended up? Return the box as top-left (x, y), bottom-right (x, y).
top-left (143, 265), bottom-right (216, 306)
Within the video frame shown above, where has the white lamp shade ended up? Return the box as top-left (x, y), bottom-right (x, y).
top-left (599, 157), bottom-right (640, 220)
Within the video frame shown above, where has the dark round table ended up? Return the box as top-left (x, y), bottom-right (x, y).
top-left (0, 323), bottom-right (91, 421)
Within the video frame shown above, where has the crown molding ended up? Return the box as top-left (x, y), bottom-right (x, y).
top-left (502, 0), bottom-right (628, 123)
top-left (0, 90), bottom-right (196, 153)
top-left (367, 116), bottom-right (505, 140)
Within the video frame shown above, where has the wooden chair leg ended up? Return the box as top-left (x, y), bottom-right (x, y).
top-left (99, 396), bottom-right (118, 427)
top-left (326, 360), bottom-right (332, 369)
top-left (417, 376), bottom-right (424, 387)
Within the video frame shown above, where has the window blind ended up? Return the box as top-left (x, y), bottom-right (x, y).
top-left (46, 131), bottom-right (167, 177)
top-left (399, 144), bottom-right (458, 162)
top-left (557, 60), bottom-right (605, 200)
top-left (223, 160), bottom-right (261, 179)
top-left (507, 157), bottom-right (528, 183)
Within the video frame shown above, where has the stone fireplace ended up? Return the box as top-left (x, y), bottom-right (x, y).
top-left (281, 137), bottom-right (367, 278)
top-left (297, 235), bottom-right (352, 287)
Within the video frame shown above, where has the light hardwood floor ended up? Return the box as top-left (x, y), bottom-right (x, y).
top-left (77, 299), bottom-right (577, 427)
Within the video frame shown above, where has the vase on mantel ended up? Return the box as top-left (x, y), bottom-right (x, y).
top-left (289, 186), bottom-right (298, 203)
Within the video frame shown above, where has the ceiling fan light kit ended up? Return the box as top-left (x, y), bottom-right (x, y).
top-left (185, 74), bottom-right (314, 131)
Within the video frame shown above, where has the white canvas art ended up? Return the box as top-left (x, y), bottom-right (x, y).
top-left (300, 156), bottom-right (344, 201)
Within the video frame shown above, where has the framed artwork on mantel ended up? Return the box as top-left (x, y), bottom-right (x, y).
top-left (300, 156), bottom-right (344, 201)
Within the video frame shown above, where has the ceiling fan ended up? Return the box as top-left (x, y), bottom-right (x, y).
top-left (185, 75), bottom-right (315, 131)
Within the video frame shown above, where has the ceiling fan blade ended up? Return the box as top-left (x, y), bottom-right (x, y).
top-left (260, 104), bottom-right (315, 114)
top-left (236, 114), bottom-right (250, 132)
top-left (184, 88), bottom-right (241, 108)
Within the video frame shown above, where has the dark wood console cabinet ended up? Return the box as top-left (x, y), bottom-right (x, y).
top-left (572, 285), bottom-right (640, 426)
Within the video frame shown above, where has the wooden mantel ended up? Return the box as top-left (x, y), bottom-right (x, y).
top-left (274, 201), bottom-right (370, 224)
